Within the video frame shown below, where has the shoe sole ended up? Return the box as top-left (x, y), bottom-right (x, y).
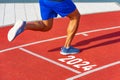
top-left (60, 51), bottom-right (78, 55)
top-left (7, 20), bottom-right (25, 42)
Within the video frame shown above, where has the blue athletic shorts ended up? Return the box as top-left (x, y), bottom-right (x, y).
top-left (39, 0), bottom-right (76, 20)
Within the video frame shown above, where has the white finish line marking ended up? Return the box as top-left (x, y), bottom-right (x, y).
top-left (19, 48), bottom-right (81, 74)
top-left (0, 26), bottom-right (120, 53)
top-left (66, 61), bottom-right (120, 80)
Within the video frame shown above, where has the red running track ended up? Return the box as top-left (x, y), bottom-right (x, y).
top-left (0, 11), bottom-right (120, 80)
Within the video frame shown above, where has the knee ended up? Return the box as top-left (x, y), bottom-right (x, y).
top-left (43, 25), bottom-right (52, 32)
top-left (36, 21), bottom-right (52, 32)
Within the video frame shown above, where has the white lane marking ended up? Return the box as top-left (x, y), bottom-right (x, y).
top-left (81, 33), bottom-right (89, 36)
top-left (76, 26), bottom-right (120, 35)
top-left (19, 48), bottom-right (81, 74)
top-left (0, 26), bottom-right (120, 53)
top-left (66, 61), bottom-right (120, 80)
top-left (0, 35), bottom-right (66, 53)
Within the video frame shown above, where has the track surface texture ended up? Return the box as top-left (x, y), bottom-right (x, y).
top-left (0, 11), bottom-right (120, 80)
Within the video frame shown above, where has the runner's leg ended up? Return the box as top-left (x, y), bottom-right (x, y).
top-left (25, 18), bottom-right (53, 32)
top-left (64, 9), bottom-right (80, 48)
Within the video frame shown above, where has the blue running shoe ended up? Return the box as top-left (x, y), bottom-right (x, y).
top-left (60, 46), bottom-right (80, 55)
top-left (7, 20), bottom-right (26, 42)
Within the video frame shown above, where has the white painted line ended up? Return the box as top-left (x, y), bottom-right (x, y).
top-left (19, 47), bottom-right (81, 74)
top-left (81, 33), bottom-right (89, 36)
top-left (0, 26), bottom-right (120, 53)
top-left (0, 35), bottom-right (66, 53)
top-left (66, 61), bottom-right (120, 80)
top-left (76, 26), bottom-right (120, 35)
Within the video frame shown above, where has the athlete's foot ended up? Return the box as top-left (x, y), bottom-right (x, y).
top-left (60, 46), bottom-right (80, 55)
top-left (7, 20), bottom-right (26, 42)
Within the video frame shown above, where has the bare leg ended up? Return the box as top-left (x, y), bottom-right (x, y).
top-left (7, 18), bottom-right (54, 42)
top-left (18, 9), bottom-right (80, 48)
top-left (25, 18), bottom-right (53, 32)
top-left (64, 9), bottom-right (80, 48)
